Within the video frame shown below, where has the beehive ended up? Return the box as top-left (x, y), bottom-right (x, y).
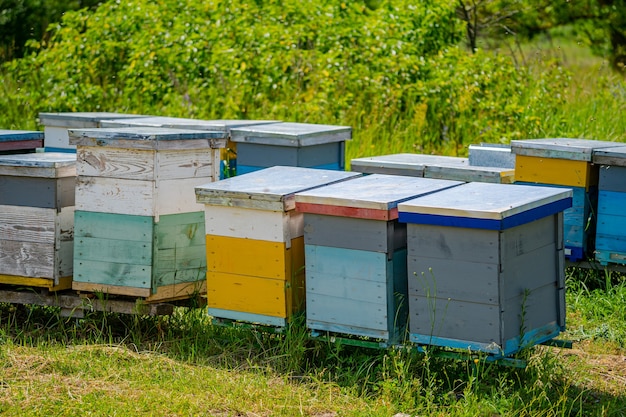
top-left (592, 145), bottom-right (626, 266)
top-left (195, 166), bottom-right (361, 327)
top-left (230, 122), bottom-right (351, 175)
top-left (38, 112), bottom-right (149, 152)
top-left (295, 175), bottom-right (462, 342)
top-left (398, 182), bottom-right (572, 356)
top-left (350, 153), bottom-right (468, 177)
top-left (511, 138), bottom-right (620, 261)
top-left (100, 116), bottom-right (279, 178)
top-left (0, 130), bottom-right (43, 154)
top-left (69, 127), bottom-right (226, 301)
top-left (0, 153), bottom-right (76, 290)
top-left (350, 153), bottom-right (513, 183)
top-left (468, 143), bottom-right (516, 169)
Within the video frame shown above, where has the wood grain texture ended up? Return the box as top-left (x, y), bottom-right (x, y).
top-left (0, 240), bottom-right (55, 278)
top-left (72, 281), bottom-right (151, 297)
top-left (77, 147), bottom-right (218, 181)
top-left (0, 205), bottom-right (56, 243)
top-left (76, 176), bottom-right (206, 216)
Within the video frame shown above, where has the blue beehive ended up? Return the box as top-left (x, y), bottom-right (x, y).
top-left (295, 175), bottom-right (462, 343)
top-left (398, 182), bottom-right (572, 356)
top-left (230, 122), bottom-right (351, 175)
top-left (592, 145), bottom-right (626, 266)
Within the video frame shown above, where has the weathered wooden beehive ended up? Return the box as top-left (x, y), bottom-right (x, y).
top-left (100, 116), bottom-right (280, 178)
top-left (230, 122), bottom-right (351, 175)
top-left (350, 153), bottom-right (513, 183)
top-left (195, 166), bottom-right (361, 327)
top-left (294, 175), bottom-right (462, 343)
top-left (0, 153), bottom-right (76, 290)
top-left (511, 138), bottom-right (620, 261)
top-left (468, 143), bottom-right (516, 169)
top-left (38, 112), bottom-right (149, 152)
top-left (592, 145), bottom-right (626, 266)
top-left (0, 130), bottom-right (43, 154)
top-left (398, 182), bottom-right (572, 356)
top-left (69, 127), bottom-right (226, 301)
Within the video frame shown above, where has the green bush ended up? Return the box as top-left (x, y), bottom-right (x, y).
top-left (0, 0), bottom-right (580, 153)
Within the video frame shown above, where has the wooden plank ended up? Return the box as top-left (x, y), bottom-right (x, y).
top-left (598, 190), bottom-right (626, 216)
top-left (206, 235), bottom-right (291, 279)
top-left (500, 242), bottom-right (558, 300)
top-left (515, 154), bottom-right (595, 188)
top-left (307, 293), bottom-right (388, 333)
top-left (0, 240), bottom-right (54, 278)
top-left (596, 234), bottom-right (626, 253)
top-left (76, 177), bottom-right (205, 216)
top-left (424, 165), bottom-right (514, 184)
top-left (0, 205), bottom-right (56, 243)
top-left (43, 126), bottom-right (73, 149)
top-left (236, 143), bottom-right (298, 167)
top-left (599, 165), bottom-right (626, 193)
top-left (57, 240), bottom-right (74, 279)
top-left (69, 127), bottom-right (226, 149)
top-left (72, 281), bottom-right (151, 298)
top-left (304, 214), bottom-right (393, 252)
top-left (408, 256), bottom-right (499, 304)
top-left (0, 274), bottom-right (72, 291)
top-left (409, 296), bottom-right (501, 347)
top-left (73, 259), bottom-right (152, 290)
top-left (306, 245), bottom-right (390, 286)
top-left (145, 280), bottom-right (206, 302)
top-left (204, 206), bottom-right (297, 242)
top-left (77, 147), bottom-right (218, 180)
top-left (499, 215), bottom-right (557, 259)
top-left (592, 146), bottom-right (626, 166)
top-left (206, 273), bottom-right (289, 318)
top-left (74, 236), bottom-right (152, 265)
top-left (468, 144), bottom-right (516, 169)
top-left (152, 268), bottom-right (206, 287)
top-left (154, 211), bottom-right (205, 249)
top-left (0, 288), bottom-right (173, 315)
top-left (596, 214), bottom-right (626, 240)
top-left (501, 283), bottom-right (559, 341)
top-left (154, 246), bottom-right (206, 271)
top-left (74, 211), bottom-right (153, 242)
top-left (407, 224), bottom-right (499, 263)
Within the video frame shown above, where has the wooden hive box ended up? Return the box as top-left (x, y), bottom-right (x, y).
top-left (468, 143), bottom-right (516, 169)
top-left (68, 127), bottom-right (227, 302)
top-left (195, 166), bottom-right (361, 327)
top-left (592, 145), bottom-right (626, 266)
top-left (511, 138), bottom-right (621, 261)
top-left (0, 130), bottom-right (44, 154)
top-left (294, 174), bottom-right (463, 343)
top-left (0, 153), bottom-right (76, 290)
top-left (100, 116), bottom-right (280, 179)
top-left (398, 182), bottom-right (572, 357)
top-left (230, 122), bottom-right (351, 175)
top-left (38, 112), bottom-right (150, 152)
top-left (349, 153), bottom-right (513, 183)
top-left (350, 153), bottom-right (468, 177)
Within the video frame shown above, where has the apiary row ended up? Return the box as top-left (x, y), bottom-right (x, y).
top-left (352, 138), bottom-right (626, 266)
top-left (0, 119), bottom-right (621, 360)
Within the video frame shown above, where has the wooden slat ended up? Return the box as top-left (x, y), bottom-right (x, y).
top-left (206, 273), bottom-right (288, 318)
top-left (0, 240), bottom-right (54, 278)
top-left (0, 274), bottom-right (72, 291)
top-left (0, 205), bottom-right (56, 243)
top-left (515, 155), bottom-right (595, 188)
top-left (206, 235), bottom-right (291, 279)
top-left (204, 206), bottom-right (297, 242)
top-left (145, 280), bottom-right (206, 303)
top-left (73, 259), bottom-right (152, 289)
top-left (77, 147), bottom-right (218, 180)
top-left (307, 293), bottom-right (388, 332)
top-left (72, 281), bottom-right (151, 298)
top-left (74, 236), bottom-right (152, 265)
top-left (306, 245), bottom-right (389, 284)
top-left (154, 211), bottom-right (205, 249)
top-left (76, 177), bottom-right (206, 216)
top-left (74, 211), bottom-right (153, 242)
